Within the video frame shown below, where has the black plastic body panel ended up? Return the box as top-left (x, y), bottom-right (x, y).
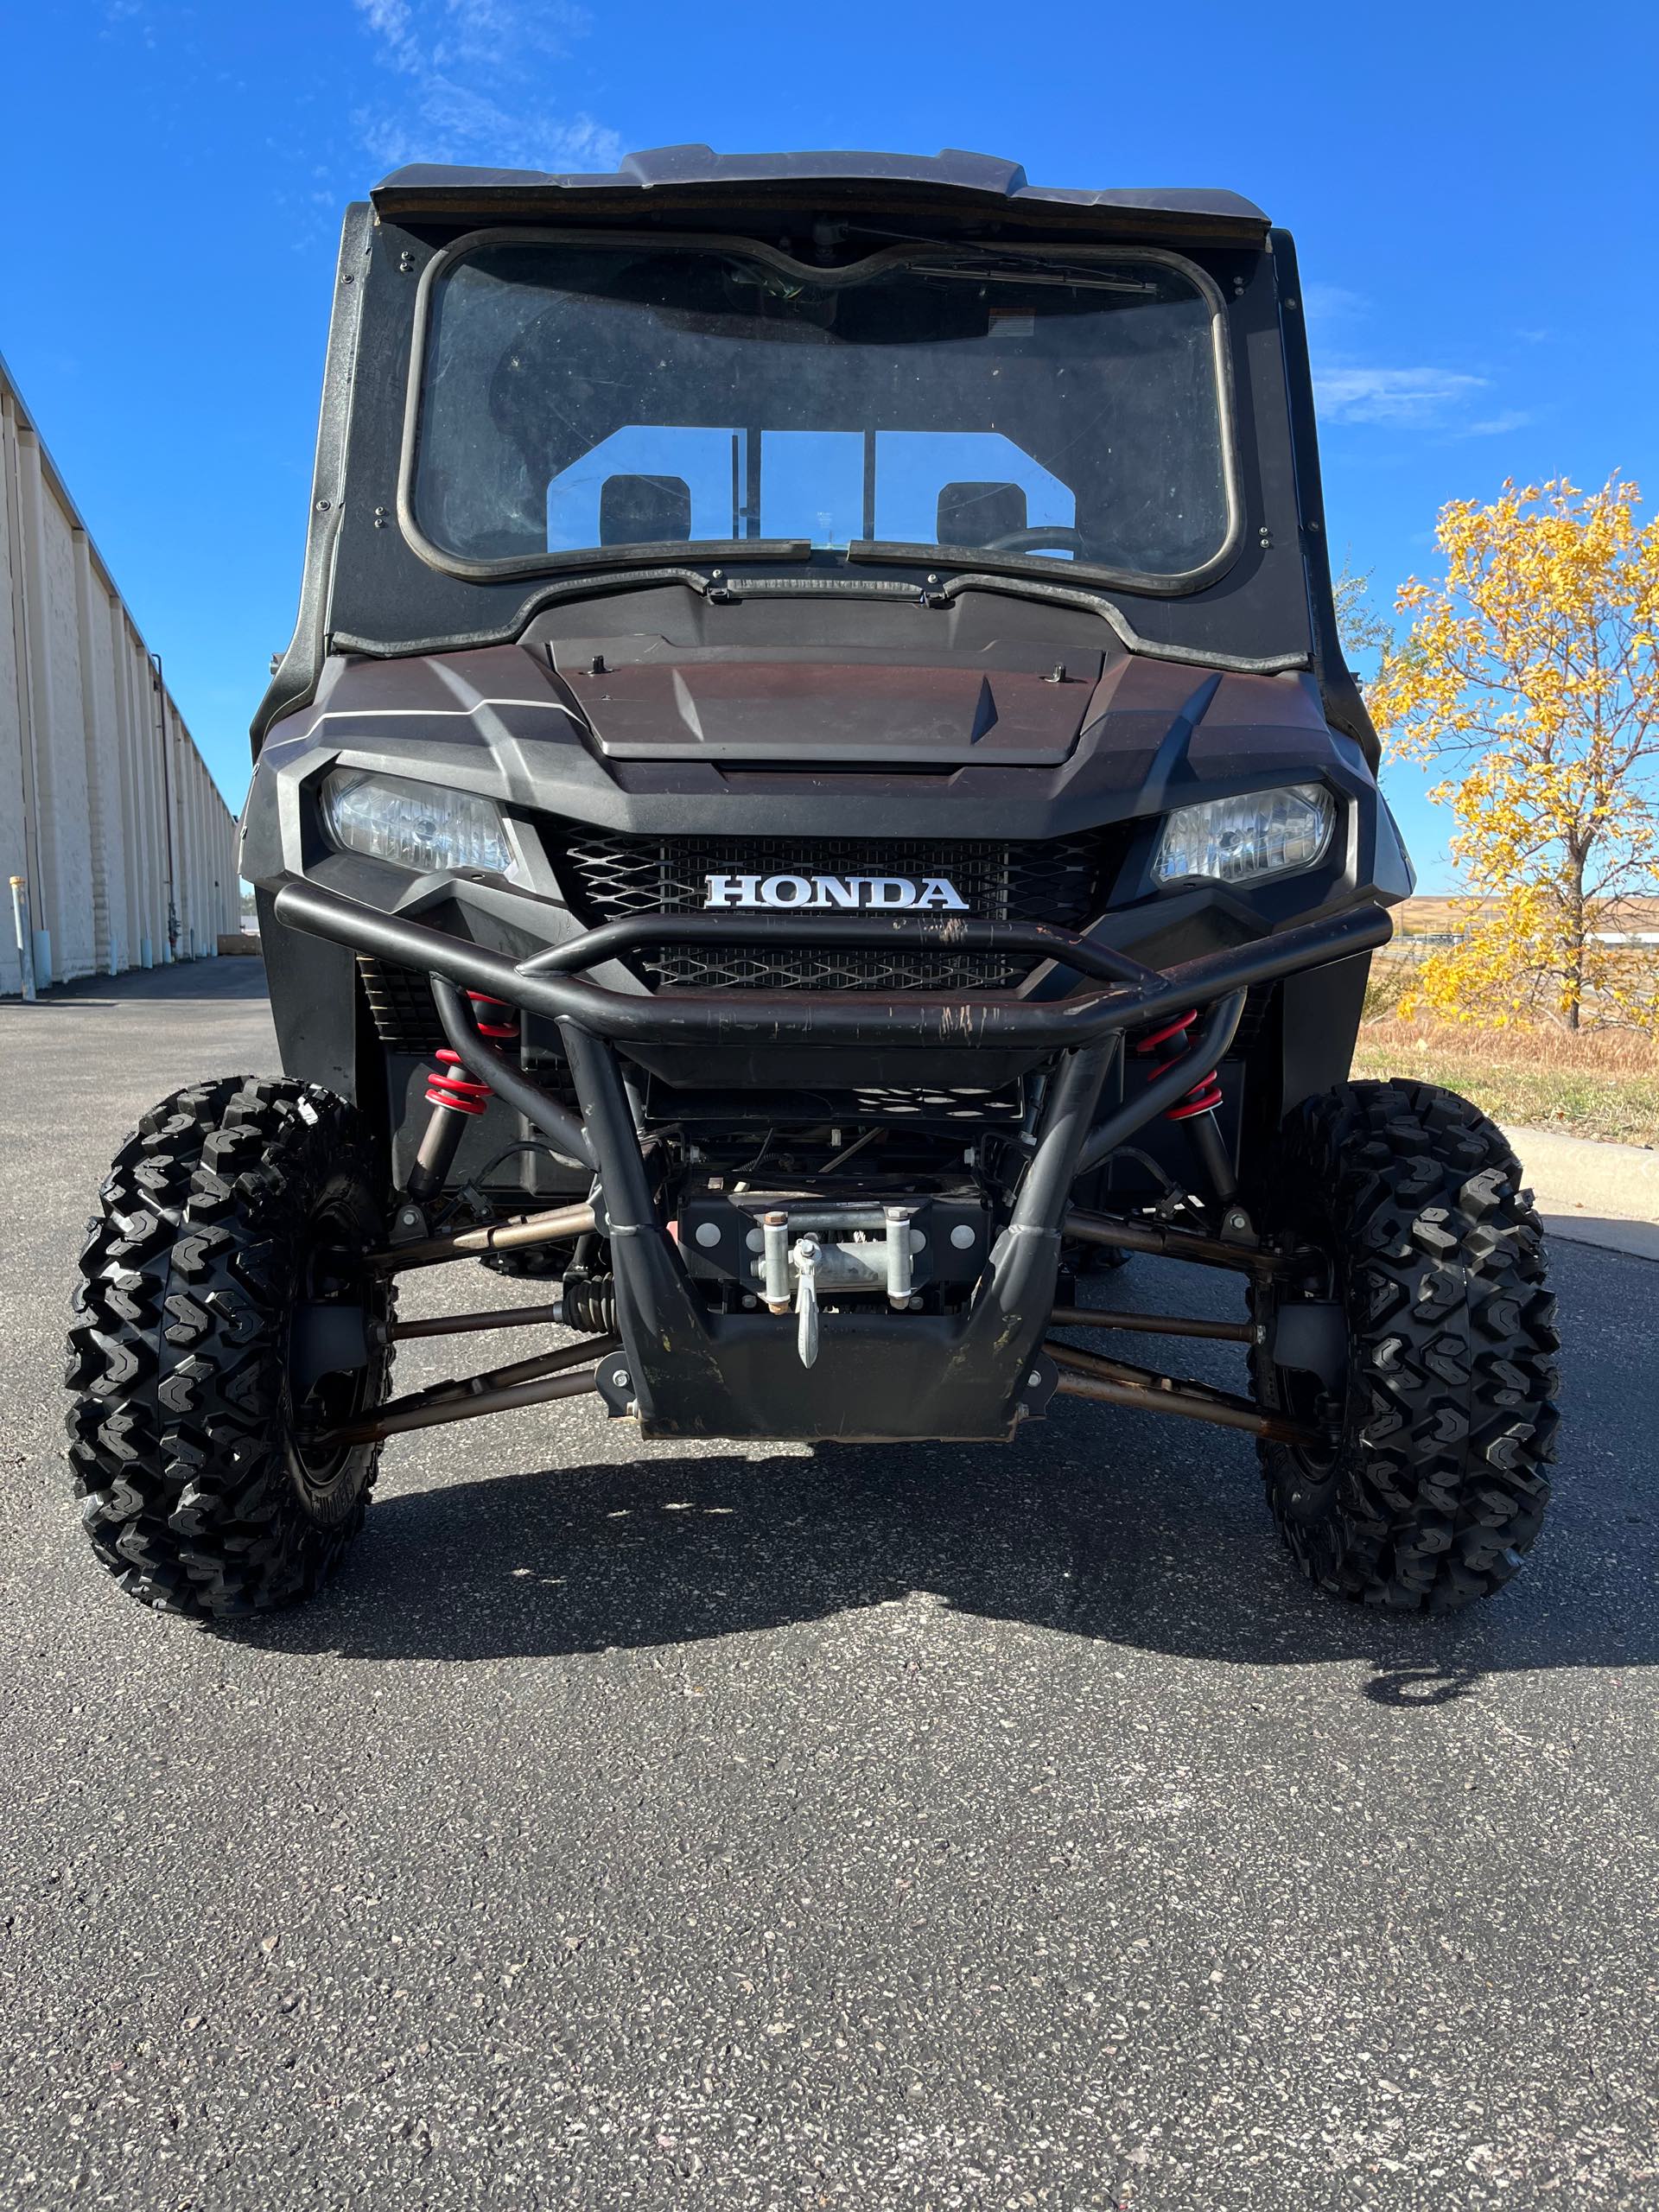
top-left (246, 642), bottom-right (1382, 861)
top-left (243, 623), bottom-right (1408, 1146)
top-left (369, 146), bottom-right (1271, 241)
top-left (256, 887), bottom-right (359, 1099)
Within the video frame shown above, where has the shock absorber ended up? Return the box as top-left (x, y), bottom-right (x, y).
top-left (406, 993), bottom-right (518, 1204)
top-left (1132, 1007), bottom-right (1237, 1204)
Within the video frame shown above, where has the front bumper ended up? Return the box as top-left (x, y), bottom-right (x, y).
top-left (271, 879), bottom-right (1389, 1440)
top-left (274, 879), bottom-right (1387, 1051)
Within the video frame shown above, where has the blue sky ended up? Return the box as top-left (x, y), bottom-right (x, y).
top-left (3, 0), bottom-right (1655, 887)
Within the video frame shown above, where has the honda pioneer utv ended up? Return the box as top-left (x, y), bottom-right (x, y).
top-left (67, 147), bottom-right (1559, 1619)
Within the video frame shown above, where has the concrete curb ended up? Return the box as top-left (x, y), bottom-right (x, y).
top-left (1508, 1124), bottom-right (1659, 1262)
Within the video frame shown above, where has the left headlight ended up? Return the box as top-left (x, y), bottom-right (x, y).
top-left (320, 771), bottom-right (517, 879)
top-left (1153, 783), bottom-right (1337, 888)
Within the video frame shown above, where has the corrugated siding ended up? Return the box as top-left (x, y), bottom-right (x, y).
top-left (1, 351), bottom-right (241, 992)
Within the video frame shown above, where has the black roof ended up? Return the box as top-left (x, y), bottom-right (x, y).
top-left (371, 145), bottom-right (1269, 244)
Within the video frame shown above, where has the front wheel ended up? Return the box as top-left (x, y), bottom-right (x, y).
top-left (66, 1078), bottom-right (393, 1618)
top-left (1250, 1079), bottom-right (1559, 1611)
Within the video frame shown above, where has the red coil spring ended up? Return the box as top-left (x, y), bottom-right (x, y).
top-left (423, 994), bottom-right (521, 1116)
top-left (424, 1050), bottom-right (490, 1116)
top-left (1132, 1007), bottom-right (1223, 1122)
top-left (467, 991), bottom-right (520, 1042)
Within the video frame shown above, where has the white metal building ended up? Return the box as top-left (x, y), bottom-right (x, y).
top-left (1, 350), bottom-right (240, 995)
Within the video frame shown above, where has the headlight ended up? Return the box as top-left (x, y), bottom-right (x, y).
top-left (1153, 784), bottom-right (1336, 887)
top-left (320, 771), bottom-right (517, 879)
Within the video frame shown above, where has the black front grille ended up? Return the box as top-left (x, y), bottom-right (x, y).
top-left (557, 832), bottom-right (1121, 991)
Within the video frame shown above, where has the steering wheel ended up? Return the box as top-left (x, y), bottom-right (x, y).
top-left (978, 524), bottom-right (1087, 556)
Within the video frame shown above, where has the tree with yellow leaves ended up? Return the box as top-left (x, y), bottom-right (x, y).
top-left (1370, 477), bottom-right (1659, 1030)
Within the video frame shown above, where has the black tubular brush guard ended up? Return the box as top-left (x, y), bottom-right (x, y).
top-left (274, 880), bottom-right (1390, 1443)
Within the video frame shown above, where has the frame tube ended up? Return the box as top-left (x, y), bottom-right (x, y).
top-left (517, 911), bottom-right (1161, 988)
top-left (1064, 1206), bottom-right (1290, 1276)
top-left (1049, 1305), bottom-right (1256, 1344)
top-left (321, 1359), bottom-right (606, 1446)
top-left (1046, 1336), bottom-right (1257, 1409)
top-left (271, 880), bottom-right (1391, 1051)
top-left (1052, 1363), bottom-right (1319, 1447)
top-left (1075, 991), bottom-right (1245, 1174)
top-left (432, 976), bottom-right (597, 1170)
top-left (390, 1299), bottom-right (567, 1342)
top-left (368, 1200), bottom-right (597, 1273)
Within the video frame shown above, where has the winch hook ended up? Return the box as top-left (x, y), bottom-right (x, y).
top-left (793, 1235), bottom-right (821, 1369)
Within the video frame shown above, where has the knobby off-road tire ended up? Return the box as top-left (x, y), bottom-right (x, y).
top-left (66, 1078), bottom-right (393, 1618)
top-left (1251, 1079), bottom-right (1559, 1611)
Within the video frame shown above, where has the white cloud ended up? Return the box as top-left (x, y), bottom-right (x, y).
top-left (1301, 277), bottom-right (1538, 440)
top-left (438, 0), bottom-right (593, 65)
top-left (1301, 281), bottom-right (1369, 328)
top-left (351, 0), bottom-right (622, 174)
top-left (1314, 365), bottom-right (1487, 426)
top-left (100, 0), bottom-right (157, 42)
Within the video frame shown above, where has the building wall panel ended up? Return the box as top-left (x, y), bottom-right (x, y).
top-left (1, 352), bottom-right (239, 994)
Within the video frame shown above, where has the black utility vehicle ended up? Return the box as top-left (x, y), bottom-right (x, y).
top-left (67, 147), bottom-right (1559, 1619)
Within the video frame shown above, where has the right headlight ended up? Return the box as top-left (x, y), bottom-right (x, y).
top-left (1153, 783), bottom-right (1337, 888)
top-left (320, 770), bottom-right (518, 879)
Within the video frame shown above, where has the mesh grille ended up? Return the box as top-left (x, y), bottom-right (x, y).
top-left (556, 832), bottom-right (1118, 991)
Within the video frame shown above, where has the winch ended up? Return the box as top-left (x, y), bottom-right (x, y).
top-left (675, 1189), bottom-right (992, 1367)
top-left (760, 1205), bottom-right (914, 1368)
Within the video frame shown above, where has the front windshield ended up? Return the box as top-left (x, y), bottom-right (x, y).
top-left (408, 238), bottom-right (1235, 588)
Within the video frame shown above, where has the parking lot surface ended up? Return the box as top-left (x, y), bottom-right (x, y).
top-left (2, 966), bottom-right (1655, 2209)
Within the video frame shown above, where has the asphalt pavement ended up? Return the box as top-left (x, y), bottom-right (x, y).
top-left (2, 963), bottom-right (1656, 2210)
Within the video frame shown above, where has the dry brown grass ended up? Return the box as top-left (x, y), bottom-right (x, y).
top-left (1360, 1014), bottom-right (1659, 1077)
top-left (1353, 899), bottom-right (1659, 1141)
top-left (1353, 1014), bottom-right (1659, 1146)
top-left (1395, 894), bottom-right (1659, 938)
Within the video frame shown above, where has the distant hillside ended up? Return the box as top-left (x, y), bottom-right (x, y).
top-left (1395, 896), bottom-right (1659, 944)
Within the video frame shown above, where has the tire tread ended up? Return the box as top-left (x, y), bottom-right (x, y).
top-left (1253, 1078), bottom-right (1558, 1611)
top-left (66, 1077), bottom-right (391, 1618)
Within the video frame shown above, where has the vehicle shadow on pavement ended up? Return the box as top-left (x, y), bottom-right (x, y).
top-left (3, 960), bottom-right (271, 1009)
top-left (231, 1411), bottom-right (1656, 1701)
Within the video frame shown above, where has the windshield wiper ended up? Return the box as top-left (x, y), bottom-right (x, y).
top-left (817, 226), bottom-right (1165, 291)
top-left (911, 257), bottom-right (1157, 295)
